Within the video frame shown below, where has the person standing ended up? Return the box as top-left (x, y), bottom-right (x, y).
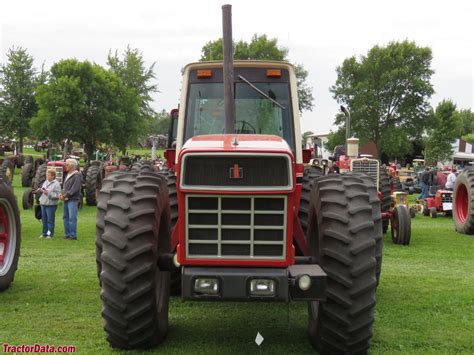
top-left (59, 159), bottom-right (82, 240)
top-left (445, 168), bottom-right (457, 190)
top-left (39, 169), bottom-right (61, 239)
top-left (418, 167), bottom-right (430, 199)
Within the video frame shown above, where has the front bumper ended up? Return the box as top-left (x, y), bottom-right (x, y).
top-left (182, 265), bottom-right (326, 301)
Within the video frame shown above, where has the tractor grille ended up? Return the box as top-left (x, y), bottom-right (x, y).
top-left (181, 155), bottom-right (291, 190)
top-left (186, 195), bottom-right (287, 260)
top-left (441, 193), bottom-right (453, 203)
top-left (351, 159), bottom-right (380, 185)
top-left (53, 167), bottom-right (64, 185)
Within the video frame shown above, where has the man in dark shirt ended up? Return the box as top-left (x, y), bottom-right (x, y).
top-left (418, 167), bottom-right (430, 199)
top-left (59, 158), bottom-right (82, 240)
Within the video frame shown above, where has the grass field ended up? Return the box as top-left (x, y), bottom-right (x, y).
top-left (1, 168), bottom-right (474, 354)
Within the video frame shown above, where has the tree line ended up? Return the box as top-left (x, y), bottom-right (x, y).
top-left (1, 36), bottom-right (472, 163)
top-left (325, 40), bottom-right (473, 164)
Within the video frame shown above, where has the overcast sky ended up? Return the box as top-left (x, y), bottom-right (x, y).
top-left (1, 0), bottom-right (472, 134)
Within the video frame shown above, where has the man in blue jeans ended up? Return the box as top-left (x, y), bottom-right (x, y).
top-left (59, 158), bottom-right (82, 240)
top-left (418, 167), bottom-right (430, 200)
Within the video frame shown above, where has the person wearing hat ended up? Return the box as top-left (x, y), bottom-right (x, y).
top-left (445, 168), bottom-right (457, 191)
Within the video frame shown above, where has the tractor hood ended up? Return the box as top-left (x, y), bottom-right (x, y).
top-left (180, 134), bottom-right (293, 155)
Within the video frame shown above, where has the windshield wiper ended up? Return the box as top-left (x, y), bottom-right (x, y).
top-left (237, 75), bottom-right (286, 110)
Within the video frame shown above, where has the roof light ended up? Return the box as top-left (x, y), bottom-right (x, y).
top-left (197, 69), bottom-right (213, 78)
top-left (266, 69), bottom-right (281, 78)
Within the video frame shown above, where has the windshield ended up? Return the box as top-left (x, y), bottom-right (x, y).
top-left (184, 82), bottom-right (294, 152)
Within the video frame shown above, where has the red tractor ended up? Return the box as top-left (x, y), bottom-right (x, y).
top-left (422, 189), bottom-right (453, 218)
top-left (330, 108), bottom-right (411, 245)
top-left (34, 139), bottom-right (51, 152)
top-left (95, 6), bottom-right (381, 353)
top-left (453, 167), bottom-right (474, 234)
top-left (0, 176), bottom-right (21, 291)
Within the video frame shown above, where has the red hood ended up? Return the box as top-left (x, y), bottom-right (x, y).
top-left (181, 134), bottom-right (292, 153)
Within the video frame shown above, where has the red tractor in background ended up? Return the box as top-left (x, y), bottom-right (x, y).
top-left (453, 167), bottom-right (474, 234)
top-left (329, 107), bottom-right (411, 245)
top-left (423, 189), bottom-right (453, 218)
top-left (95, 6), bottom-right (382, 353)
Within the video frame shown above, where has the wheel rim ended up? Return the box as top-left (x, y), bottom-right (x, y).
top-left (456, 183), bottom-right (468, 223)
top-left (0, 198), bottom-right (16, 276)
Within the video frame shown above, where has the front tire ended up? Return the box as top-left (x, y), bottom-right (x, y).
top-left (99, 172), bottom-right (170, 349)
top-left (22, 188), bottom-right (34, 210)
top-left (307, 174), bottom-right (377, 354)
top-left (0, 177), bottom-right (21, 291)
top-left (391, 205), bottom-right (411, 245)
top-left (379, 168), bottom-right (391, 234)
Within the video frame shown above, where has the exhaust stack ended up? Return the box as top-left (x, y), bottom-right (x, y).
top-left (222, 4), bottom-right (235, 134)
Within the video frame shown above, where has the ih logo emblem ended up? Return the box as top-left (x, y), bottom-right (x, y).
top-left (230, 163), bottom-right (243, 179)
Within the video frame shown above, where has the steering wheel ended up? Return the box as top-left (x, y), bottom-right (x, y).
top-left (235, 120), bottom-right (256, 134)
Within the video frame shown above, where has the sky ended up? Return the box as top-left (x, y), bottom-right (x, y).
top-left (1, 0), bottom-right (472, 135)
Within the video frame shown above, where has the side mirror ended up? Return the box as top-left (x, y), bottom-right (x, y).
top-left (167, 108), bottom-right (179, 149)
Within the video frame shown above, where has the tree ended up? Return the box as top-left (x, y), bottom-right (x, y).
top-left (148, 109), bottom-right (170, 136)
top-left (424, 100), bottom-right (461, 164)
top-left (32, 59), bottom-right (140, 158)
top-left (330, 40), bottom-right (435, 158)
top-left (458, 109), bottom-right (474, 143)
top-left (0, 47), bottom-right (43, 152)
top-left (107, 46), bottom-right (158, 122)
top-left (324, 127), bottom-right (346, 153)
top-left (200, 34), bottom-right (314, 113)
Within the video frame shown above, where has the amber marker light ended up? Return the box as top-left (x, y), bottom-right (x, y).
top-left (266, 69), bottom-right (281, 77)
top-left (197, 69), bottom-right (213, 78)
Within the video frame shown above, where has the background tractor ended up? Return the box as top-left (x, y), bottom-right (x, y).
top-left (453, 167), bottom-right (474, 234)
top-left (331, 107), bottom-right (412, 245)
top-left (422, 189), bottom-right (453, 218)
top-left (22, 154), bottom-right (81, 210)
top-left (95, 5), bottom-right (381, 353)
top-left (0, 176), bottom-right (21, 291)
top-left (0, 145), bottom-right (29, 185)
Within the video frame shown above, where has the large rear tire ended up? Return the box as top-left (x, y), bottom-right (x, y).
top-left (99, 172), bottom-right (170, 349)
top-left (298, 168), bottom-right (323, 238)
top-left (85, 163), bottom-right (104, 206)
top-left (453, 168), bottom-right (474, 234)
top-left (0, 160), bottom-right (14, 185)
top-left (307, 174), bottom-right (377, 354)
top-left (21, 163), bottom-right (34, 187)
top-left (96, 172), bottom-right (126, 281)
top-left (392, 177), bottom-right (403, 192)
top-left (379, 168), bottom-right (391, 234)
top-left (0, 177), bottom-right (21, 291)
top-left (391, 205), bottom-right (411, 245)
top-left (353, 174), bottom-right (383, 285)
top-left (32, 162), bottom-right (48, 189)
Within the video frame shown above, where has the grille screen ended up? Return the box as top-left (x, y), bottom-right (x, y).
top-left (186, 195), bottom-right (286, 259)
top-left (182, 156), bottom-right (289, 187)
top-left (351, 159), bottom-right (379, 186)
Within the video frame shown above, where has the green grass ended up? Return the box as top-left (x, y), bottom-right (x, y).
top-left (1, 169), bottom-right (474, 354)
